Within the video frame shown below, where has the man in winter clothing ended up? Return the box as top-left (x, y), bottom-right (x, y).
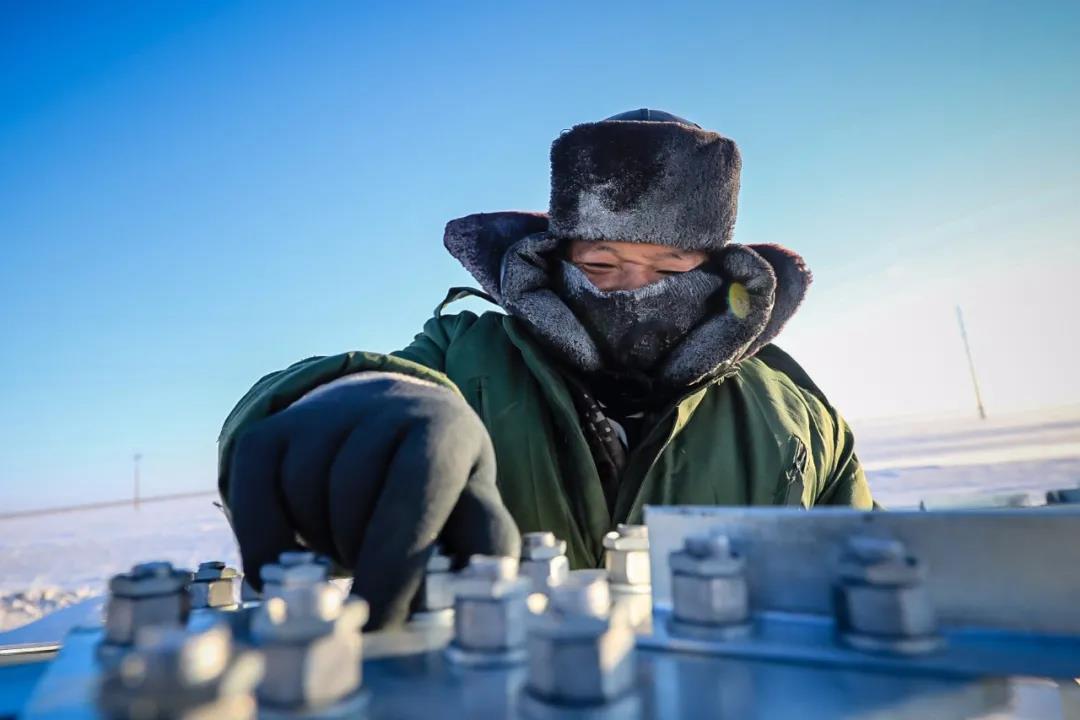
top-left (219, 109), bottom-right (874, 629)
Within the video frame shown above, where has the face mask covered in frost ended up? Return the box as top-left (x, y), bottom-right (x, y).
top-left (555, 259), bottom-right (725, 374)
top-left (483, 230), bottom-right (800, 409)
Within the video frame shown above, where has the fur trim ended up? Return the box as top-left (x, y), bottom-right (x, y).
top-left (659, 245), bottom-right (776, 387)
top-left (444, 212), bottom-right (548, 304)
top-left (498, 231), bottom-right (604, 372)
top-left (442, 213), bottom-right (813, 386)
top-left (497, 231), bottom-right (783, 393)
top-left (743, 244), bottom-right (813, 358)
top-left (549, 121), bottom-right (741, 252)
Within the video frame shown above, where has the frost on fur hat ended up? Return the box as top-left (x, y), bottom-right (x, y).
top-left (548, 109), bottom-right (741, 252)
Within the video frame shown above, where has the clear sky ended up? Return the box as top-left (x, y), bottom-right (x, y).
top-left (2, 1), bottom-right (1078, 511)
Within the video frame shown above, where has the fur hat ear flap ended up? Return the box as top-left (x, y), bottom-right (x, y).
top-left (742, 244), bottom-right (813, 358)
top-left (443, 212), bottom-right (549, 303)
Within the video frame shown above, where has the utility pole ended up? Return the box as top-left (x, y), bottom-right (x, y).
top-left (955, 306), bottom-right (987, 420)
top-left (133, 452), bottom-right (142, 509)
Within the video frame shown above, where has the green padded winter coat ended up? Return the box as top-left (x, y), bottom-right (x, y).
top-left (218, 291), bottom-right (873, 570)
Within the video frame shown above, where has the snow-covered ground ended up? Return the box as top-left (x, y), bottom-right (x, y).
top-left (0, 496), bottom-right (238, 631)
top-left (856, 405), bottom-right (1080, 508)
top-left (2, 406), bottom-right (1078, 631)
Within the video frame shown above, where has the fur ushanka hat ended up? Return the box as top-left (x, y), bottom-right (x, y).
top-left (443, 109), bottom-right (812, 390)
top-left (549, 108), bottom-right (740, 252)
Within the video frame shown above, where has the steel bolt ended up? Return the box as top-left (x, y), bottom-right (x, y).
top-left (190, 561), bottom-right (242, 610)
top-left (448, 555), bottom-right (530, 662)
top-left (97, 621), bottom-right (264, 720)
top-left (104, 561), bottom-right (192, 647)
top-left (260, 551), bottom-right (330, 599)
top-left (251, 581), bottom-right (368, 711)
top-left (520, 532), bottom-right (570, 593)
top-left (549, 570), bottom-right (611, 617)
top-left (414, 548), bottom-right (455, 614)
top-left (670, 530), bottom-right (750, 631)
top-left (522, 532), bottom-right (564, 560)
top-left (110, 561), bottom-right (192, 598)
top-left (526, 570), bottom-right (637, 706)
top-left (835, 536), bottom-right (941, 654)
top-left (603, 524), bottom-right (651, 590)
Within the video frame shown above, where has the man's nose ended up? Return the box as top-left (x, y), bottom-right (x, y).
top-left (618, 265), bottom-right (661, 291)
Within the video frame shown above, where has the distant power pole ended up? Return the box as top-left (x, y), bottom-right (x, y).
top-left (133, 453), bottom-right (142, 509)
top-left (955, 306), bottom-right (987, 420)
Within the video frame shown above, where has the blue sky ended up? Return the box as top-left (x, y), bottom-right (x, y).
top-left (2, 1), bottom-right (1078, 511)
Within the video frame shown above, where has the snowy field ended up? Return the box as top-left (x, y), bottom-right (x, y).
top-left (2, 406), bottom-right (1078, 631)
top-left (856, 405), bottom-right (1080, 508)
top-left (0, 496), bottom-right (239, 631)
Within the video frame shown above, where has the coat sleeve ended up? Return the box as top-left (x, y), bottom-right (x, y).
top-left (753, 344), bottom-right (874, 509)
top-left (814, 410), bottom-right (874, 508)
top-left (216, 311), bottom-right (482, 506)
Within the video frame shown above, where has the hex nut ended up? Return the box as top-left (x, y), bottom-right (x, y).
top-left (97, 622), bottom-right (264, 720)
top-left (603, 524), bottom-right (650, 588)
top-left (520, 532), bottom-right (570, 593)
top-left (526, 573), bottom-right (636, 705)
top-left (257, 629), bottom-right (362, 710)
top-left (455, 555), bottom-right (523, 598)
top-left (189, 581), bottom-right (239, 611)
top-left (838, 537), bottom-right (924, 586)
top-left (415, 549), bottom-right (455, 613)
top-left (836, 536), bottom-right (925, 588)
top-left (522, 532), bottom-right (567, 561)
top-left (251, 585), bottom-right (353, 644)
top-left (838, 583), bottom-right (937, 637)
top-left (109, 561), bottom-right (192, 598)
top-left (252, 589), bottom-right (368, 710)
top-left (105, 594), bottom-right (191, 647)
top-left (669, 531), bottom-right (750, 628)
top-left (190, 562), bottom-right (242, 609)
top-left (521, 556), bottom-right (570, 594)
top-left (835, 536), bottom-right (940, 651)
top-left (261, 560), bottom-right (329, 598)
top-left (193, 561), bottom-right (226, 579)
top-left (455, 597), bottom-right (528, 653)
top-left (602, 524), bottom-right (649, 551)
top-left (262, 551), bottom-right (331, 584)
top-left (550, 570), bottom-right (611, 618)
top-left (669, 541), bottom-right (745, 578)
top-left (527, 621), bottom-right (635, 705)
top-left (672, 574), bottom-right (749, 626)
top-left (452, 555), bottom-right (530, 653)
top-left (104, 562), bottom-right (192, 647)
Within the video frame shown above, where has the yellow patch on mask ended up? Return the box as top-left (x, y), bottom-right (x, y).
top-left (728, 282), bottom-right (751, 319)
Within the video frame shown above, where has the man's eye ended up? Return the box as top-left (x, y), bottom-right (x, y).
top-left (581, 262), bottom-right (616, 272)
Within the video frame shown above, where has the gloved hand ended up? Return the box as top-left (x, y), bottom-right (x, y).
top-left (226, 372), bottom-right (520, 629)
